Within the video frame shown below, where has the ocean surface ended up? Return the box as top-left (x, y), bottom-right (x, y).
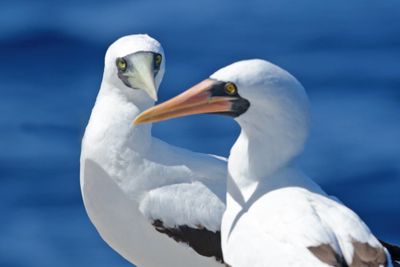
top-left (0, 1), bottom-right (399, 266)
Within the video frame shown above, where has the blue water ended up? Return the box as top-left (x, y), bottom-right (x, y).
top-left (1, 1), bottom-right (399, 266)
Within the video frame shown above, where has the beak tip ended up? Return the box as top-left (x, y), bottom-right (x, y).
top-left (133, 112), bottom-right (150, 125)
top-left (147, 89), bottom-right (158, 101)
top-left (133, 118), bottom-right (142, 125)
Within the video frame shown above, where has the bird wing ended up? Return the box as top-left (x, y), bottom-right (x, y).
top-left (136, 137), bottom-right (228, 263)
top-left (139, 182), bottom-right (225, 263)
top-left (309, 192), bottom-right (389, 266)
top-left (245, 187), bottom-right (389, 266)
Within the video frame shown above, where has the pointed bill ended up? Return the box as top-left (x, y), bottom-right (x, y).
top-left (132, 57), bottom-right (158, 101)
top-left (134, 79), bottom-right (236, 125)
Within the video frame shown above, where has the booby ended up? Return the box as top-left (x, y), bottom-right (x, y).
top-left (80, 35), bottom-right (227, 266)
top-left (134, 59), bottom-right (400, 266)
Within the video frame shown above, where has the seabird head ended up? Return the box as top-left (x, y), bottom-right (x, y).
top-left (208, 59), bottom-right (309, 132)
top-left (103, 34), bottom-right (165, 101)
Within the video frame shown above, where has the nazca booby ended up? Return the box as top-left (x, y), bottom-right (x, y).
top-left (134, 59), bottom-right (399, 267)
top-left (80, 34), bottom-right (227, 266)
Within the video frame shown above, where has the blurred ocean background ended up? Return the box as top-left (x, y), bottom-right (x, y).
top-left (1, 0), bottom-right (399, 266)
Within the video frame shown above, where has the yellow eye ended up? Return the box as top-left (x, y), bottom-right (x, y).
top-left (155, 54), bottom-right (162, 66)
top-left (116, 58), bottom-right (127, 71)
top-left (224, 83), bottom-right (237, 95)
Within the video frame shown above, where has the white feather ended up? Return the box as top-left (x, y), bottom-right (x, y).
top-left (81, 35), bottom-right (226, 267)
top-left (211, 59), bottom-right (390, 267)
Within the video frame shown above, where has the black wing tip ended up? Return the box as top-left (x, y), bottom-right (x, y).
top-left (379, 239), bottom-right (400, 263)
top-left (152, 219), bottom-right (225, 264)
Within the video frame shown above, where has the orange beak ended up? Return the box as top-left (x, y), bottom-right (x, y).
top-left (134, 79), bottom-right (237, 125)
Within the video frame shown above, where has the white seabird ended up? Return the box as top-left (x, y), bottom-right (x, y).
top-left (80, 34), bottom-right (227, 266)
top-left (134, 59), bottom-right (399, 266)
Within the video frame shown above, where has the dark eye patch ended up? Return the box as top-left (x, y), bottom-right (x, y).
top-left (209, 80), bottom-right (239, 97)
top-left (208, 79), bottom-right (250, 117)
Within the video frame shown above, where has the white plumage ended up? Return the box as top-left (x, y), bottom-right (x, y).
top-left (80, 35), bottom-right (226, 266)
top-left (216, 60), bottom-right (392, 267)
top-left (134, 59), bottom-right (395, 267)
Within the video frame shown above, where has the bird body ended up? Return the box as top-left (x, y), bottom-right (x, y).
top-left (222, 167), bottom-right (389, 267)
top-left (218, 60), bottom-right (390, 266)
top-left (134, 59), bottom-right (396, 267)
top-left (80, 35), bottom-right (226, 266)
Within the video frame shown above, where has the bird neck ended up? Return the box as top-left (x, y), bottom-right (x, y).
top-left (100, 79), bottom-right (155, 111)
top-left (81, 84), bottom-right (159, 198)
top-left (227, 119), bottom-right (306, 201)
top-left (87, 83), bottom-right (154, 153)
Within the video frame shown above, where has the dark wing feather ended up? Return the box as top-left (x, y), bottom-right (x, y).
top-left (309, 241), bottom-right (391, 267)
top-left (379, 239), bottom-right (400, 266)
top-left (308, 244), bottom-right (347, 267)
top-left (351, 240), bottom-right (387, 267)
top-left (152, 219), bottom-right (224, 264)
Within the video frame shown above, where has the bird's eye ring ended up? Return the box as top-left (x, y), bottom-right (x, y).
top-left (224, 83), bottom-right (237, 95)
top-left (155, 54), bottom-right (162, 66)
top-left (116, 58), bottom-right (127, 71)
